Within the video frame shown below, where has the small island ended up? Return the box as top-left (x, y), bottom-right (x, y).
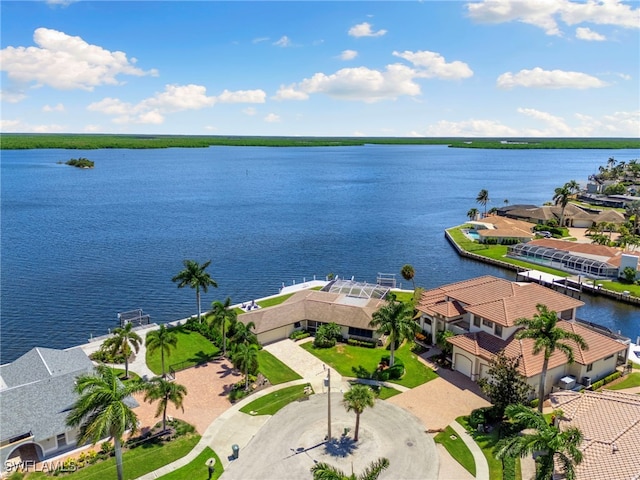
top-left (64, 157), bottom-right (94, 169)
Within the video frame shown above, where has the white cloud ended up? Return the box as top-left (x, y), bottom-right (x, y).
top-left (289, 64), bottom-right (421, 103)
top-left (575, 27), bottom-right (605, 41)
top-left (217, 89), bottom-right (266, 103)
top-left (273, 84), bottom-right (310, 101)
top-left (264, 113), bottom-right (281, 123)
top-left (425, 119), bottom-right (519, 136)
top-left (393, 50), bottom-right (473, 80)
top-left (348, 22), bottom-right (387, 38)
top-left (273, 36), bottom-right (291, 47)
top-left (83, 124), bottom-right (101, 132)
top-left (88, 84), bottom-right (264, 125)
top-left (43, 103), bottom-right (65, 112)
top-left (497, 67), bottom-right (607, 89)
top-left (467, 0), bottom-right (640, 36)
top-left (0, 28), bottom-right (157, 91)
top-left (340, 50), bottom-right (358, 61)
top-left (423, 108), bottom-right (640, 137)
top-left (0, 90), bottom-right (27, 103)
top-left (0, 118), bottom-right (65, 133)
top-left (252, 37), bottom-right (269, 44)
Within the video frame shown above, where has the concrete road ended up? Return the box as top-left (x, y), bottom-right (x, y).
top-left (221, 392), bottom-right (438, 480)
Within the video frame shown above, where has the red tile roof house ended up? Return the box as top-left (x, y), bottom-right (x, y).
top-left (415, 276), bottom-right (629, 399)
top-left (549, 390), bottom-right (640, 480)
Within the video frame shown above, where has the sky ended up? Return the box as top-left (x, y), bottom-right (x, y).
top-left (1, 0), bottom-right (639, 137)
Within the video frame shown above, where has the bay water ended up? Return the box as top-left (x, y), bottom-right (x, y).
top-left (1, 145), bottom-right (639, 363)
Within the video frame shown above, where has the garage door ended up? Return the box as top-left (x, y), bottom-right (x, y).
top-left (455, 354), bottom-right (473, 378)
top-left (259, 326), bottom-right (288, 345)
top-left (479, 363), bottom-right (491, 380)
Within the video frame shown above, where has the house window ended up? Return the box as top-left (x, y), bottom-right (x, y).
top-left (482, 318), bottom-right (493, 328)
top-left (605, 354), bottom-right (614, 360)
top-left (587, 363), bottom-right (593, 372)
top-left (494, 324), bottom-right (503, 337)
top-left (473, 317), bottom-right (480, 327)
top-left (348, 327), bottom-right (373, 339)
top-left (424, 318), bottom-right (432, 326)
top-left (57, 433), bottom-right (67, 447)
top-left (294, 321), bottom-right (301, 328)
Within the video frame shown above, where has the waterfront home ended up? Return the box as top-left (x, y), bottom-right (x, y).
top-left (0, 347), bottom-right (95, 472)
top-left (415, 276), bottom-right (629, 396)
top-left (508, 238), bottom-right (640, 280)
top-left (550, 390), bottom-right (640, 480)
top-left (467, 215), bottom-right (536, 243)
top-left (238, 279), bottom-right (390, 344)
top-left (498, 203), bottom-right (626, 228)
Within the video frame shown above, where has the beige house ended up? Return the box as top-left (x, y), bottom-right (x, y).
top-left (468, 215), bottom-right (536, 243)
top-left (238, 282), bottom-right (389, 344)
top-left (502, 203), bottom-right (626, 228)
top-left (415, 276), bottom-right (628, 396)
top-left (550, 390), bottom-right (640, 480)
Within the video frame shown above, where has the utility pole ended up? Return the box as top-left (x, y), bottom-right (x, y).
top-left (326, 368), bottom-right (331, 440)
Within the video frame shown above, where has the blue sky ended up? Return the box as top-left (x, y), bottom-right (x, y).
top-left (1, 0), bottom-right (639, 137)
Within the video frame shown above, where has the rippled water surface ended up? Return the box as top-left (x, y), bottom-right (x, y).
top-left (2, 145), bottom-right (639, 363)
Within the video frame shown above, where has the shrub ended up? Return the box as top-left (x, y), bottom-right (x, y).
top-left (99, 441), bottom-right (114, 457)
top-left (591, 379), bottom-right (605, 390)
top-left (168, 418), bottom-right (196, 437)
top-left (374, 356), bottom-right (404, 381)
top-left (314, 335), bottom-right (336, 348)
top-left (530, 398), bottom-right (539, 409)
top-left (469, 407), bottom-right (486, 429)
top-left (347, 338), bottom-right (376, 348)
top-left (289, 329), bottom-right (310, 340)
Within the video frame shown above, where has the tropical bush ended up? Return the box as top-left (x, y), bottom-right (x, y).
top-left (89, 346), bottom-right (126, 364)
top-left (347, 337), bottom-right (376, 348)
top-left (374, 355), bottom-right (404, 381)
top-left (289, 329), bottom-right (310, 340)
top-left (313, 322), bottom-right (342, 348)
top-left (592, 371), bottom-right (623, 390)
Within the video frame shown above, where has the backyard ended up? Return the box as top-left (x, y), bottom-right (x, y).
top-left (145, 326), bottom-right (220, 376)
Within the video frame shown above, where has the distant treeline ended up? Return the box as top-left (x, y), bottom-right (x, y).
top-left (1, 134), bottom-right (638, 150)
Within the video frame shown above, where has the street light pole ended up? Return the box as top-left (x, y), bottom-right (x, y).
top-left (327, 368), bottom-right (332, 440)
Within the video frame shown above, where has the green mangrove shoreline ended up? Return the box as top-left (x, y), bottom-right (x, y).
top-left (1, 134), bottom-right (639, 150)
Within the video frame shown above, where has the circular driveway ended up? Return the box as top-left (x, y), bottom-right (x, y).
top-left (221, 392), bottom-right (438, 480)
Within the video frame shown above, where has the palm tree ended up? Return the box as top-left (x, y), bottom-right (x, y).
top-left (66, 365), bottom-right (145, 480)
top-left (311, 457), bottom-right (389, 480)
top-left (231, 320), bottom-right (257, 348)
top-left (497, 404), bottom-right (583, 480)
top-left (145, 325), bottom-right (178, 378)
top-left (515, 304), bottom-right (588, 412)
top-left (231, 343), bottom-right (259, 390)
top-left (553, 184), bottom-right (572, 227)
top-left (209, 297), bottom-right (236, 356)
top-left (143, 376), bottom-right (188, 432)
top-left (400, 264), bottom-right (416, 291)
top-left (343, 384), bottom-right (376, 442)
top-left (625, 200), bottom-right (640, 235)
top-left (172, 259), bottom-right (218, 323)
top-left (467, 207), bottom-right (479, 221)
top-left (369, 294), bottom-right (419, 367)
top-left (102, 322), bottom-right (142, 379)
top-left (476, 189), bottom-right (490, 217)
top-left (504, 199), bottom-right (509, 207)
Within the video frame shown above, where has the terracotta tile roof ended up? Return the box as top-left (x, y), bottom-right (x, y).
top-left (428, 300), bottom-right (467, 318)
top-left (448, 321), bottom-right (626, 378)
top-left (550, 390), bottom-right (640, 480)
top-left (529, 238), bottom-right (620, 259)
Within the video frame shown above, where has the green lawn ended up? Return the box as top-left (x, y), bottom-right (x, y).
top-left (595, 280), bottom-right (640, 298)
top-left (301, 341), bottom-right (437, 388)
top-left (457, 416), bottom-right (504, 480)
top-left (146, 326), bottom-right (220, 375)
top-left (606, 372), bottom-right (640, 390)
top-left (239, 384), bottom-right (312, 415)
top-left (60, 435), bottom-right (200, 479)
top-left (110, 368), bottom-right (140, 382)
top-left (158, 447), bottom-right (222, 480)
top-left (434, 426), bottom-right (476, 476)
top-left (257, 350), bottom-right (302, 385)
top-left (257, 293), bottom-right (295, 308)
top-left (390, 290), bottom-right (415, 303)
top-left (376, 385), bottom-right (402, 399)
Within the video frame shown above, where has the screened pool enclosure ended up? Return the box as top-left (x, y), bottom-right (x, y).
top-left (507, 243), bottom-right (618, 278)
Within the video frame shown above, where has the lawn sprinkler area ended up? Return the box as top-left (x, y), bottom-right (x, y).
top-left (221, 392), bottom-right (438, 480)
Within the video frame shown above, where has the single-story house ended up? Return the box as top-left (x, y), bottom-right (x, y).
top-left (238, 280), bottom-right (390, 344)
top-left (415, 276), bottom-right (629, 396)
top-left (0, 347), bottom-right (95, 472)
top-left (500, 203), bottom-right (626, 228)
top-left (467, 216), bottom-right (536, 243)
top-left (550, 389), bottom-right (640, 480)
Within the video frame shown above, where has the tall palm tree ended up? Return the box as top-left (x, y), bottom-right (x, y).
top-left (103, 322), bottom-right (142, 379)
top-left (467, 207), bottom-right (479, 221)
top-left (553, 184), bottom-right (572, 227)
top-left (231, 343), bottom-right (259, 390)
top-left (369, 294), bottom-right (419, 367)
top-left (311, 457), bottom-right (389, 480)
top-left (231, 320), bottom-right (258, 348)
top-left (400, 264), bottom-right (416, 291)
top-left (515, 304), bottom-right (588, 412)
top-left (209, 297), bottom-right (236, 356)
top-left (66, 365), bottom-right (145, 480)
top-left (565, 179), bottom-right (580, 195)
top-left (497, 404), bottom-right (583, 480)
top-left (143, 376), bottom-right (188, 432)
top-left (145, 325), bottom-right (178, 378)
top-left (343, 384), bottom-right (376, 442)
top-left (172, 259), bottom-right (218, 323)
top-left (625, 200), bottom-right (640, 235)
top-left (476, 189), bottom-right (490, 217)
